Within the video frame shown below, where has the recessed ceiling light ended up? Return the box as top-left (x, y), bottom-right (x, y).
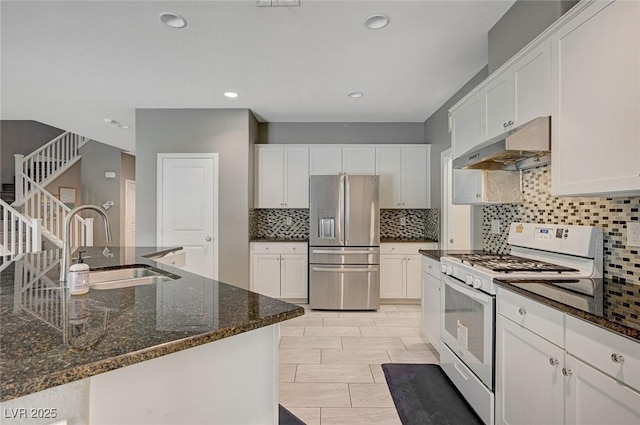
top-left (160, 13), bottom-right (187, 29)
top-left (117, 125), bottom-right (131, 129)
top-left (364, 14), bottom-right (390, 30)
top-left (224, 92), bottom-right (239, 99)
top-left (104, 118), bottom-right (119, 125)
top-left (348, 92), bottom-right (364, 98)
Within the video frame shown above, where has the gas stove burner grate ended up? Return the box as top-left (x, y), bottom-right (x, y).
top-left (449, 253), bottom-right (579, 273)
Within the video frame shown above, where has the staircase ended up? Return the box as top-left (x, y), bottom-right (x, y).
top-left (0, 131), bottom-right (94, 258)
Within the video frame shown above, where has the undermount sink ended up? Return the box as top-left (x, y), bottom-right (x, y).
top-left (89, 265), bottom-right (177, 290)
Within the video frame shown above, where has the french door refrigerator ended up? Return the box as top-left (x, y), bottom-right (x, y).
top-left (309, 174), bottom-right (380, 310)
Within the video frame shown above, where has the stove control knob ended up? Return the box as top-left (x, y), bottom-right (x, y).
top-left (465, 275), bottom-right (474, 286)
top-left (441, 264), bottom-right (448, 273)
top-left (472, 278), bottom-right (483, 289)
top-left (445, 266), bottom-right (453, 275)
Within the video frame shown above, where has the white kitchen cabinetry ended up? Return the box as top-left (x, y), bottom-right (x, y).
top-left (380, 243), bottom-right (436, 300)
top-left (309, 146), bottom-right (376, 175)
top-left (497, 287), bottom-right (640, 425)
top-left (564, 354), bottom-right (640, 425)
top-left (496, 314), bottom-right (564, 425)
top-left (512, 38), bottom-right (551, 128)
top-left (482, 70), bottom-right (512, 140)
top-left (453, 169), bottom-right (521, 205)
top-left (255, 146), bottom-right (309, 208)
top-left (421, 255), bottom-right (441, 352)
top-left (551, 0), bottom-right (640, 197)
top-left (450, 93), bottom-right (483, 159)
top-left (250, 242), bottom-right (307, 300)
top-left (375, 145), bottom-right (430, 209)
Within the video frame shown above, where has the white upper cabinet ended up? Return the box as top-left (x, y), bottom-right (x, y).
top-left (450, 93), bottom-right (483, 159)
top-left (512, 38), bottom-right (551, 127)
top-left (309, 146), bottom-right (376, 175)
top-left (255, 146), bottom-right (309, 208)
top-left (482, 70), bottom-right (512, 140)
top-left (309, 147), bottom-right (342, 175)
top-left (450, 31), bottom-right (551, 160)
top-left (342, 147), bottom-right (376, 174)
top-left (551, 0), bottom-right (640, 197)
top-left (375, 145), bottom-right (430, 209)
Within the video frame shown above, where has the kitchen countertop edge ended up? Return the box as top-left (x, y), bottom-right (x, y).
top-left (494, 279), bottom-right (640, 343)
top-left (0, 247), bottom-right (305, 402)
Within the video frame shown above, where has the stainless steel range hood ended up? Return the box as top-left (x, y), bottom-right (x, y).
top-left (453, 116), bottom-right (551, 170)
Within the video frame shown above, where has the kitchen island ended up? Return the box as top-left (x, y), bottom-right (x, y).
top-left (0, 247), bottom-right (303, 425)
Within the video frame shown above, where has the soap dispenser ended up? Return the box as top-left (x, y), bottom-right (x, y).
top-left (68, 251), bottom-right (90, 295)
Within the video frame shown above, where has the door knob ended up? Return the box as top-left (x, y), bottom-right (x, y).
top-left (205, 236), bottom-right (212, 241)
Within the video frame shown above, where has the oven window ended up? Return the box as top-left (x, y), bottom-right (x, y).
top-left (443, 283), bottom-right (486, 363)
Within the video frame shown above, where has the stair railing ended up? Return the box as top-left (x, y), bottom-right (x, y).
top-left (0, 198), bottom-right (42, 256)
top-left (17, 174), bottom-right (93, 248)
top-left (14, 131), bottom-right (86, 205)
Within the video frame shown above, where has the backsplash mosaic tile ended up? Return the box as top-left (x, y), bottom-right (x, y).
top-left (381, 209), bottom-right (436, 240)
top-left (482, 164), bottom-right (640, 285)
top-left (250, 208), bottom-right (439, 241)
top-left (249, 209), bottom-right (309, 240)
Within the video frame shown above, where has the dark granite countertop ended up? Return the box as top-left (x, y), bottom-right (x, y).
top-left (0, 247), bottom-right (304, 402)
top-left (250, 238), bottom-right (308, 243)
top-left (495, 278), bottom-right (640, 343)
top-left (381, 238), bottom-right (438, 243)
top-left (418, 249), bottom-right (490, 261)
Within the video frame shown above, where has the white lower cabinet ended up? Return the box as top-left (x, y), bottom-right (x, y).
top-left (564, 354), bottom-right (640, 425)
top-left (250, 243), bottom-right (307, 300)
top-left (496, 314), bottom-right (564, 425)
top-left (421, 255), bottom-right (440, 352)
top-left (380, 243), bottom-right (436, 300)
top-left (496, 288), bottom-right (640, 425)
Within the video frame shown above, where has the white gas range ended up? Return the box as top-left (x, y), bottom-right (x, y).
top-left (439, 222), bottom-right (603, 425)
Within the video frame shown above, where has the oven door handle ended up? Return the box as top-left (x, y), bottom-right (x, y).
top-left (442, 275), bottom-right (492, 304)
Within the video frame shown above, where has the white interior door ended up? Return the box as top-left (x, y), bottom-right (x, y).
top-left (125, 179), bottom-right (136, 247)
top-left (158, 154), bottom-right (218, 279)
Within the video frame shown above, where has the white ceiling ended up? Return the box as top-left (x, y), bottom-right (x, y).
top-left (1, 0), bottom-right (514, 153)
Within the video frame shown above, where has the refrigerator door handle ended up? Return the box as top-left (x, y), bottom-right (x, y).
top-left (345, 174), bottom-right (350, 245)
top-left (339, 174), bottom-right (345, 245)
top-left (311, 266), bottom-right (379, 273)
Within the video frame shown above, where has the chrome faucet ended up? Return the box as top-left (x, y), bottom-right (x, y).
top-left (60, 205), bottom-right (112, 282)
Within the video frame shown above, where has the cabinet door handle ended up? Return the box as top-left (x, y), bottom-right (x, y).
top-left (562, 368), bottom-right (573, 376)
top-left (518, 307), bottom-right (527, 316)
top-left (611, 353), bottom-right (625, 364)
top-left (475, 193), bottom-right (481, 198)
top-left (549, 358), bottom-right (559, 366)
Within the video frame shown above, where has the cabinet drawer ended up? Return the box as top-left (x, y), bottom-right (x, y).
top-left (251, 242), bottom-right (307, 254)
top-left (421, 255), bottom-right (440, 279)
top-left (566, 315), bottom-right (640, 391)
top-left (497, 287), bottom-right (564, 347)
top-left (381, 243), bottom-right (436, 255)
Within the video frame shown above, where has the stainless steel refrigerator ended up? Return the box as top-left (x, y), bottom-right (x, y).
top-left (309, 174), bottom-right (380, 310)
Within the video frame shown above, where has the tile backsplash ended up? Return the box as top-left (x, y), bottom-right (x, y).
top-left (250, 208), bottom-right (439, 241)
top-left (483, 164), bottom-right (640, 285)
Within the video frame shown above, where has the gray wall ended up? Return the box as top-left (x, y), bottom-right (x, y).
top-left (45, 161), bottom-right (82, 207)
top-left (488, 0), bottom-right (578, 73)
top-left (135, 109), bottom-right (253, 289)
top-left (423, 66), bottom-right (489, 210)
top-left (79, 140), bottom-right (123, 246)
top-left (0, 120), bottom-right (64, 183)
top-left (258, 122), bottom-right (425, 144)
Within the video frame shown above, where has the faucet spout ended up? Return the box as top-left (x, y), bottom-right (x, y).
top-left (60, 205), bottom-right (112, 283)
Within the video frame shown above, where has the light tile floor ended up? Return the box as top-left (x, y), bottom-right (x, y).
top-left (279, 304), bottom-right (439, 425)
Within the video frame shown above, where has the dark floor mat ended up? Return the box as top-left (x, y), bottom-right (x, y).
top-left (382, 363), bottom-right (483, 425)
top-left (279, 404), bottom-right (305, 425)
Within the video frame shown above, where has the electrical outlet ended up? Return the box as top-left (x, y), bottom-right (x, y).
top-left (400, 217), bottom-right (407, 226)
top-left (627, 222), bottom-right (640, 247)
top-left (491, 219), bottom-right (501, 235)
top-left (285, 217), bottom-right (292, 226)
